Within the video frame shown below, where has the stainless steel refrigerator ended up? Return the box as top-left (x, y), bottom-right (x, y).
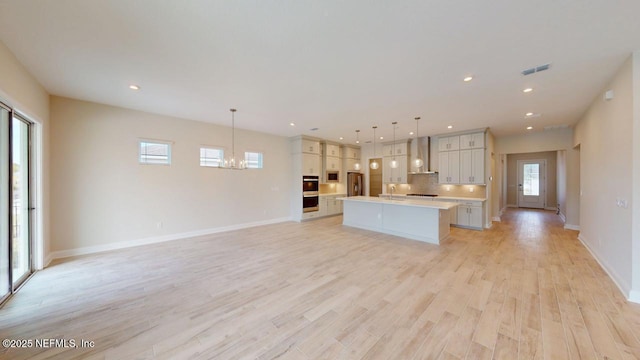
top-left (347, 172), bottom-right (364, 196)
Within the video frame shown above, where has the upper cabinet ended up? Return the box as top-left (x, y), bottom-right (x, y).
top-left (459, 132), bottom-right (485, 150)
top-left (322, 141), bottom-right (343, 182)
top-left (325, 143), bottom-right (341, 157)
top-left (342, 146), bottom-right (360, 160)
top-left (301, 139), bottom-right (321, 154)
top-left (342, 145), bottom-right (362, 172)
top-left (382, 140), bottom-right (410, 184)
top-left (292, 136), bottom-right (322, 176)
top-left (436, 130), bottom-right (486, 185)
top-left (383, 142), bottom-right (408, 156)
top-left (438, 136), bottom-right (460, 152)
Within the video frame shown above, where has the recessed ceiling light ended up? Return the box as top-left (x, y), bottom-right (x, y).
top-left (289, 122), bottom-right (295, 126)
top-left (447, 125), bottom-right (453, 129)
top-left (525, 112), bottom-right (533, 117)
top-left (129, 84), bottom-right (140, 90)
top-left (523, 88), bottom-right (533, 93)
top-left (379, 136), bottom-right (384, 140)
top-left (463, 76), bottom-right (473, 82)
top-left (409, 131), bottom-right (414, 135)
top-left (526, 126), bottom-right (533, 130)
top-left (339, 137), bottom-right (344, 140)
top-left (356, 140), bottom-right (360, 144)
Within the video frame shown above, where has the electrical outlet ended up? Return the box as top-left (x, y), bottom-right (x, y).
top-left (157, 221), bottom-right (163, 229)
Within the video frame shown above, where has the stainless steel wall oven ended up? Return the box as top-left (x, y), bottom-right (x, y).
top-left (302, 176), bottom-right (319, 212)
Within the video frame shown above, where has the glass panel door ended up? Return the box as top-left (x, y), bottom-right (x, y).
top-left (11, 116), bottom-right (31, 287)
top-left (0, 106), bottom-right (10, 301)
top-left (523, 164), bottom-right (540, 196)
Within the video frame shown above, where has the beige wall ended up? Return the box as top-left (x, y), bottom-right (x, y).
top-left (557, 150), bottom-right (567, 219)
top-left (494, 128), bottom-right (579, 227)
top-left (50, 96), bottom-right (292, 254)
top-left (0, 40), bottom-right (50, 266)
top-left (506, 151), bottom-right (557, 208)
top-left (574, 55), bottom-right (636, 300)
top-left (633, 51), bottom-right (640, 301)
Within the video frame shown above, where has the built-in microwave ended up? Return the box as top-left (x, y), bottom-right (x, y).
top-left (326, 171), bottom-right (339, 183)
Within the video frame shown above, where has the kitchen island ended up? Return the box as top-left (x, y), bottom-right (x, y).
top-left (339, 196), bottom-right (459, 245)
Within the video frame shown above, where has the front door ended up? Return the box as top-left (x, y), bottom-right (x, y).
top-left (517, 159), bottom-right (546, 209)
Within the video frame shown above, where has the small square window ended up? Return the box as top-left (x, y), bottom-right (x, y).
top-left (139, 140), bottom-right (171, 165)
top-left (244, 151), bottom-right (263, 169)
top-left (200, 147), bottom-right (224, 167)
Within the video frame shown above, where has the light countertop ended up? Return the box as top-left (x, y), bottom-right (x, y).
top-left (379, 194), bottom-right (487, 202)
top-left (339, 196), bottom-right (459, 210)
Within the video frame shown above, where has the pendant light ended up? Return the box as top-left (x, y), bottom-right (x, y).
top-left (222, 108), bottom-right (246, 169)
top-left (390, 121), bottom-right (398, 168)
top-left (414, 117), bottom-right (424, 170)
top-left (370, 126), bottom-right (379, 170)
top-left (354, 130), bottom-right (361, 171)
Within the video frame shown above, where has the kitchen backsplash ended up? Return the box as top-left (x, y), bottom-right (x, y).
top-left (319, 183), bottom-right (345, 194)
top-left (385, 174), bottom-right (486, 199)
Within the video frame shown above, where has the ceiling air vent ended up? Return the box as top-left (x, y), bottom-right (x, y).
top-left (521, 63), bottom-right (551, 76)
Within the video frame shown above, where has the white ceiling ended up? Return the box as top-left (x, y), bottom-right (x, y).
top-left (1, 1), bottom-right (639, 143)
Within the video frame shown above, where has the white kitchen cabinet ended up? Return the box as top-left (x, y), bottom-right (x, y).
top-left (456, 203), bottom-right (483, 229)
top-left (342, 146), bottom-right (361, 160)
top-left (302, 153), bottom-right (321, 175)
top-left (302, 139), bottom-right (320, 154)
top-left (325, 156), bottom-right (340, 171)
top-left (438, 151), bottom-right (460, 184)
top-left (322, 142), bottom-right (343, 183)
top-left (382, 155), bottom-right (408, 184)
top-left (459, 132), bottom-right (485, 150)
top-left (320, 195), bottom-right (344, 217)
top-left (325, 144), bottom-right (341, 157)
top-left (382, 142), bottom-right (408, 156)
top-left (459, 148), bottom-right (485, 184)
top-left (328, 196), bottom-right (343, 215)
top-left (438, 136), bottom-right (460, 152)
top-left (344, 158), bottom-right (361, 172)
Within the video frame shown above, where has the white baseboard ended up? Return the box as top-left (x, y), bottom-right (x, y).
top-left (45, 217), bottom-right (292, 264)
top-left (578, 234), bottom-right (636, 303)
top-left (491, 216), bottom-right (501, 222)
top-left (506, 204), bottom-right (517, 208)
top-left (564, 224), bottom-right (580, 231)
top-left (559, 212), bottom-right (566, 223)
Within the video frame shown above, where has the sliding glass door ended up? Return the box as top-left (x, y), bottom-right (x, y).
top-left (12, 115), bottom-right (32, 287)
top-left (0, 105), bottom-right (10, 302)
top-left (1, 103), bottom-right (34, 304)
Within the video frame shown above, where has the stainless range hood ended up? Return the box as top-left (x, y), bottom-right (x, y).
top-left (408, 136), bottom-right (437, 174)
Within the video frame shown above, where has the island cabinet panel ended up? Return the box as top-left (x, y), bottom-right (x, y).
top-left (340, 197), bottom-right (458, 245)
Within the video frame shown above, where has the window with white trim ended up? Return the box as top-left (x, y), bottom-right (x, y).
top-left (200, 147), bottom-right (224, 167)
top-left (139, 140), bottom-right (171, 165)
top-left (244, 151), bottom-right (263, 169)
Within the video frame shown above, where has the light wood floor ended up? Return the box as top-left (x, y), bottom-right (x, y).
top-left (2, 209), bottom-right (640, 359)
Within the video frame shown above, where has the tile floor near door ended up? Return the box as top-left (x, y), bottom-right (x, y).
top-left (1, 209), bottom-right (640, 359)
